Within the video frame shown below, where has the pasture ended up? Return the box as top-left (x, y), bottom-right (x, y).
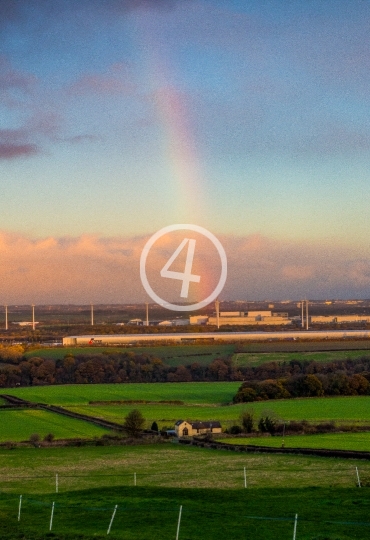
top-left (219, 432), bottom-right (370, 452)
top-left (3, 381), bottom-right (239, 405)
top-left (4, 383), bottom-right (370, 430)
top-left (233, 348), bottom-right (370, 367)
top-left (0, 409), bottom-right (109, 441)
top-left (0, 445), bottom-right (369, 539)
top-left (63, 395), bottom-right (370, 429)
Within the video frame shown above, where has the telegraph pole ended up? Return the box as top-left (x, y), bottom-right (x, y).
top-left (215, 299), bottom-right (220, 329)
top-left (32, 304), bottom-right (35, 331)
top-left (145, 303), bottom-right (149, 326)
top-left (305, 299), bottom-right (309, 330)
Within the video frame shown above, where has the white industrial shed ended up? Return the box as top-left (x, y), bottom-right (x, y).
top-left (62, 329), bottom-right (370, 346)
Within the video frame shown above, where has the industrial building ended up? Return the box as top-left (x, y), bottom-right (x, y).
top-left (189, 310), bottom-right (291, 326)
top-left (311, 315), bottom-right (370, 324)
top-left (63, 329), bottom-right (370, 346)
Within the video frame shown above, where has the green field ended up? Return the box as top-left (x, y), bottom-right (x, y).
top-left (5, 383), bottom-right (370, 430)
top-left (0, 409), bottom-right (109, 441)
top-left (4, 381), bottom-right (239, 405)
top-left (233, 348), bottom-right (370, 367)
top-left (0, 445), bottom-right (369, 539)
top-left (238, 340), bottom-right (370, 353)
top-left (65, 396), bottom-right (370, 429)
top-left (219, 432), bottom-right (370, 451)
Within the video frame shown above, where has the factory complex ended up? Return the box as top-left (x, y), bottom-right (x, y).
top-left (63, 329), bottom-right (370, 346)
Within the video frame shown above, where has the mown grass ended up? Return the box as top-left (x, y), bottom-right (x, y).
top-left (5, 384), bottom-right (370, 429)
top-left (0, 445), bottom-right (370, 538)
top-left (65, 395), bottom-right (370, 429)
top-left (4, 382), bottom-right (239, 405)
top-left (219, 432), bottom-right (370, 452)
top-left (0, 409), bottom-right (109, 441)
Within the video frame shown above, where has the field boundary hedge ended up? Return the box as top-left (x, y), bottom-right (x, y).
top-left (180, 438), bottom-right (370, 460)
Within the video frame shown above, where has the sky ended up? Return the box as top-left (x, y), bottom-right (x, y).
top-left (1, 0), bottom-right (370, 304)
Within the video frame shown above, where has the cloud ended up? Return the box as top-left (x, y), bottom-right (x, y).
top-left (0, 0), bottom-right (184, 27)
top-left (0, 143), bottom-right (39, 159)
top-left (0, 230), bottom-right (369, 304)
top-left (0, 56), bottom-right (36, 93)
top-left (68, 64), bottom-right (136, 96)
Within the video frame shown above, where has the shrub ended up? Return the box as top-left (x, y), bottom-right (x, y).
top-left (229, 425), bottom-right (242, 435)
top-left (151, 421), bottom-right (159, 432)
top-left (258, 415), bottom-right (277, 435)
top-left (44, 433), bottom-right (55, 442)
top-left (29, 433), bottom-right (41, 446)
top-left (240, 410), bottom-right (254, 433)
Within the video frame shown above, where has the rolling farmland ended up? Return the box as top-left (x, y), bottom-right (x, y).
top-left (4, 383), bottom-right (370, 429)
top-left (0, 409), bottom-right (109, 441)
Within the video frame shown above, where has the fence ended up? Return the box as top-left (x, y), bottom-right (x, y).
top-left (5, 492), bottom-right (370, 539)
top-left (0, 464), bottom-right (368, 493)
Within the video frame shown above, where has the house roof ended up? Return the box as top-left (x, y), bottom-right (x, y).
top-left (190, 421), bottom-right (221, 429)
top-left (175, 420), bottom-right (221, 429)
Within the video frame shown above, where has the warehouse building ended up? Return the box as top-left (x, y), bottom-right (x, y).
top-left (190, 310), bottom-right (291, 326)
top-left (63, 329), bottom-right (370, 346)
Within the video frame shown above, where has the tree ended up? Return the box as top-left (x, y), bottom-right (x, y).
top-left (151, 421), bottom-right (159, 432)
top-left (258, 415), bottom-right (277, 435)
top-left (240, 410), bottom-right (254, 433)
top-left (123, 409), bottom-right (145, 437)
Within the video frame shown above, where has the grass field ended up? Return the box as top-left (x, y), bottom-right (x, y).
top-left (0, 445), bottom-right (369, 538)
top-left (5, 383), bottom-right (370, 430)
top-left (0, 409), bottom-right (109, 441)
top-left (4, 381), bottom-right (239, 405)
top-left (64, 396), bottom-right (370, 429)
top-left (238, 340), bottom-right (370, 353)
top-left (233, 348), bottom-right (370, 367)
top-left (219, 432), bottom-right (370, 451)
top-left (3, 443), bottom-right (370, 492)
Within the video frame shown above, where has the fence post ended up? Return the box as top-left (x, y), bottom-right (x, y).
top-left (56, 473), bottom-right (59, 493)
top-left (356, 467), bottom-right (361, 488)
top-left (18, 495), bottom-right (22, 522)
top-left (244, 467), bottom-right (247, 488)
top-left (49, 502), bottom-right (55, 531)
top-left (134, 472), bottom-right (137, 486)
top-left (293, 514), bottom-right (298, 540)
top-left (107, 504), bottom-right (118, 535)
top-left (176, 505), bottom-right (182, 540)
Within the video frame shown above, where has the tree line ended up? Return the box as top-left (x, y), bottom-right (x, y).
top-left (0, 350), bottom-right (370, 388)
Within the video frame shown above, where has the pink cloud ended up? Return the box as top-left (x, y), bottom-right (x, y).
top-left (0, 231), bottom-right (369, 304)
top-left (0, 143), bottom-right (39, 159)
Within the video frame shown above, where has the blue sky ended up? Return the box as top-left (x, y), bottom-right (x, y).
top-left (1, 0), bottom-right (370, 302)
